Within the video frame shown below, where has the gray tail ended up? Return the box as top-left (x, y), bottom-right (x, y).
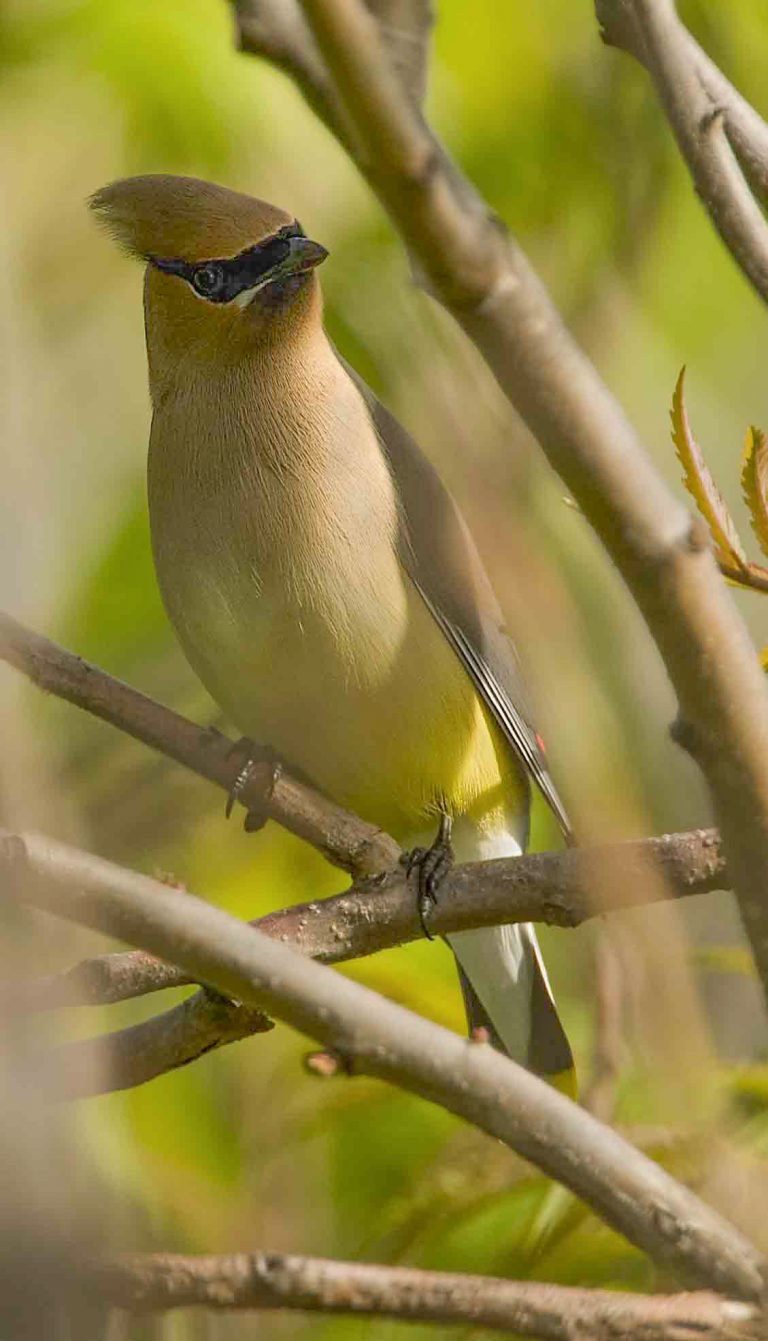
top-left (448, 923), bottom-right (574, 1084)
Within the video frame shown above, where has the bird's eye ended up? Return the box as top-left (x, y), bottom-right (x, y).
top-left (191, 263), bottom-right (225, 298)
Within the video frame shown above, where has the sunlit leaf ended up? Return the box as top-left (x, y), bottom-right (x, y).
top-left (670, 367), bottom-right (746, 567)
top-left (742, 425), bottom-right (768, 559)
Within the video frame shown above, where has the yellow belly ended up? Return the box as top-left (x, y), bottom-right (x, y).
top-left (163, 552), bottom-right (524, 842)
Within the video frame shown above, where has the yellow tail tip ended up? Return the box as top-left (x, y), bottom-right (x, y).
top-left (547, 1066), bottom-right (578, 1102)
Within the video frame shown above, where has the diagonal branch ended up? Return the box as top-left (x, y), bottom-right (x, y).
top-left (235, 1), bottom-right (353, 146)
top-left (361, 0), bottom-right (433, 107)
top-left (11, 826), bottom-right (725, 1095)
top-left (0, 612), bottom-right (399, 878)
top-left (596, 0), bottom-right (768, 201)
top-left (5, 830), bottom-right (766, 1299)
top-left (718, 558), bottom-right (768, 596)
top-left (235, 0), bottom-right (433, 147)
top-left (42, 991), bottom-right (273, 1099)
top-left (601, 0), bottom-right (768, 307)
top-left (0, 602), bottom-right (733, 1098)
top-left (233, 0), bottom-right (768, 1011)
top-left (89, 1250), bottom-right (761, 1337)
top-left (30, 826), bottom-right (726, 1009)
top-left (0, 614), bottom-right (732, 1094)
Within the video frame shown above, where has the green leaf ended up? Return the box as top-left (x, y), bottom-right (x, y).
top-left (670, 368), bottom-right (746, 567)
top-left (741, 425), bottom-right (768, 559)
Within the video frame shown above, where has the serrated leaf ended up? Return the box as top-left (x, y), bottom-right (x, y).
top-left (742, 425), bottom-right (768, 559)
top-left (670, 368), bottom-right (746, 567)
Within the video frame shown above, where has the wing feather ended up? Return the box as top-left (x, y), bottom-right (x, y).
top-left (414, 579), bottom-right (571, 837)
top-left (343, 360), bottom-right (572, 840)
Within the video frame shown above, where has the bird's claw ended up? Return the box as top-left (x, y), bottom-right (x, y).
top-left (225, 753), bottom-right (257, 819)
top-left (401, 813), bottom-right (453, 942)
top-left (225, 738), bottom-right (281, 832)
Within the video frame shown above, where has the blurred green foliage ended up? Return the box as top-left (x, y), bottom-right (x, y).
top-left (3, 1), bottom-right (768, 1336)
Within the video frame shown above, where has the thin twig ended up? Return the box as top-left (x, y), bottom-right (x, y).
top-left (5, 830), bottom-right (766, 1299)
top-left (41, 992), bottom-right (273, 1100)
top-left (231, 0), bottom-right (768, 1010)
top-left (235, 1), bottom-right (353, 147)
top-left (88, 1251), bottom-right (761, 1337)
top-left (0, 612), bottom-right (399, 877)
top-left (27, 826), bottom-right (727, 1009)
top-left (235, 0), bottom-right (433, 145)
top-left (718, 559), bottom-right (768, 595)
top-left (596, 0), bottom-right (768, 201)
top-left (621, 0), bottom-right (768, 306)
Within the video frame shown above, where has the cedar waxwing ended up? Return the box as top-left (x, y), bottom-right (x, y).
top-left (90, 174), bottom-right (575, 1093)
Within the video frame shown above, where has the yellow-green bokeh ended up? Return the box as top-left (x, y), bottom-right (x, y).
top-left (2, 2), bottom-right (768, 1336)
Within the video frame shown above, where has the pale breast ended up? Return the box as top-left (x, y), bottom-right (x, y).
top-left (147, 341), bottom-right (513, 835)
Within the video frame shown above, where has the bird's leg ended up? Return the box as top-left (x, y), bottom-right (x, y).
top-left (401, 812), bottom-right (454, 941)
top-left (225, 737), bottom-right (282, 833)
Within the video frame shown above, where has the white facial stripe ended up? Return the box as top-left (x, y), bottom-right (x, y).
top-left (230, 251), bottom-right (304, 307)
top-left (232, 283), bottom-right (264, 309)
top-left (186, 275), bottom-right (272, 309)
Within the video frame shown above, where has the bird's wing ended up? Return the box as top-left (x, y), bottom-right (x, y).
top-left (346, 365), bottom-right (572, 840)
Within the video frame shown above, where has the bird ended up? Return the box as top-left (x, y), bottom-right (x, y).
top-left (90, 173), bottom-right (575, 1095)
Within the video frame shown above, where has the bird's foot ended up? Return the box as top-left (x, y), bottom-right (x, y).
top-left (401, 812), bottom-right (453, 941)
top-left (225, 738), bottom-right (282, 833)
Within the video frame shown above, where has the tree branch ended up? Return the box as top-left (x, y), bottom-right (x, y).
top-left (0, 612), bottom-right (731, 1096)
top-left (88, 1251), bottom-right (761, 1338)
top-left (603, 0), bottom-right (768, 307)
top-left (0, 612), bottom-right (399, 878)
top-left (234, 0), bottom-right (433, 146)
top-left (28, 826), bottom-right (726, 1010)
top-left (15, 825), bottom-right (726, 1095)
top-left (718, 558), bottom-right (768, 595)
top-left (5, 830), bottom-right (766, 1298)
top-left (43, 992), bottom-right (273, 1099)
top-left (14, 826), bottom-right (725, 1097)
top-left (596, 0), bottom-right (768, 201)
top-left (232, 0), bottom-right (768, 1010)
top-left (235, 1), bottom-right (353, 147)
top-left (361, 0), bottom-right (433, 108)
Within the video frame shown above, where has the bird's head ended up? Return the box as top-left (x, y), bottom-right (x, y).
top-left (90, 174), bottom-right (328, 374)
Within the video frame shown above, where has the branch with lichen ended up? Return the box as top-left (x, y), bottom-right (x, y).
top-left (4, 823), bottom-right (726, 1096)
top-left (0, 611), bottom-right (398, 877)
top-left (0, 613), bottom-right (732, 1097)
top-left (5, 826), bottom-right (766, 1299)
top-left (87, 1250), bottom-right (762, 1337)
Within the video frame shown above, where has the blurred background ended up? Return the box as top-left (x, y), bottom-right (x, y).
top-left (2, 0), bottom-right (768, 1336)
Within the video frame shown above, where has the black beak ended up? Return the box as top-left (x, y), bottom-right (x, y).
top-left (285, 235), bottom-right (329, 275)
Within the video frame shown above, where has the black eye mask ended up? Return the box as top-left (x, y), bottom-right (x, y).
top-left (150, 222), bottom-right (306, 304)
